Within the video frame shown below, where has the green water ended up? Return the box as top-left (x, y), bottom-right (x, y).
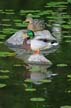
top-left (0, 0), bottom-right (71, 108)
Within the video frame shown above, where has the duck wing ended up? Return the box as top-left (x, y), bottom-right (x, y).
top-left (35, 30), bottom-right (56, 41)
top-left (33, 19), bottom-right (45, 31)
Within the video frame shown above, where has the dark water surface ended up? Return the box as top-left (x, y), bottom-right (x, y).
top-left (0, 0), bottom-right (71, 108)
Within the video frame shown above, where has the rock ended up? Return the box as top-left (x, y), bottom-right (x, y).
top-left (5, 30), bottom-right (27, 46)
top-left (28, 54), bottom-right (52, 65)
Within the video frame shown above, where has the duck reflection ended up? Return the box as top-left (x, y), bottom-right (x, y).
top-left (24, 64), bottom-right (58, 85)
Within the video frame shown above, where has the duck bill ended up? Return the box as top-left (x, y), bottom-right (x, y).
top-left (24, 18), bottom-right (29, 23)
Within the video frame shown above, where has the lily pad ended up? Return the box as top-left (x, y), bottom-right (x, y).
top-left (15, 23), bottom-right (27, 27)
top-left (20, 10), bottom-right (40, 14)
top-left (0, 70), bottom-right (10, 73)
top-left (0, 35), bottom-right (7, 39)
top-left (13, 19), bottom-right (22, 23)
top-left (68, 0), bottom-right (71, 3)
top-left (3, 28), bottom-right (14, 31)
top-left (61, 106), bottom-right (71, 108)
top-left (0, 52), bottom-right (16, 57)
top-left (0, 10), bottom-right (3, 12)
top-left (3, 28), bottom-right (17, 32)
top-left (56, 64), bottom-right (68, 67)
top-left (0, 11), bottom-right (5, 14)
top-left (65, 40), bottom-right (71, 43)
top-left (40, 79), bottom-right (52, 83)
top-left (24, 79), bottom-right (32, 83)
top-left (47, 16), bottom-right (57, 19)
top-left (67, 75), bottom-right (71, 78)
top-left (13, 64), bottom-right (23, 67)
top-left (0, 75), bottom-right (9, 79)
top-left (62, 25), bottom-right (71, 29)
top-left (25, 88), bottom-right (36, 92)
top-left (45, 2), bottom-right (68, 8)
top-left (67, 90), bottom-right (71, 93)
top-left (5, 9), bottom-right (14, 12)
top-left (0, 84), bottom-right (7, 88)
top-left (64, 36), bottom-right (71, 38)
top-left (30, 97), bottom-right (45, 102)
top-left (0, 42), bottom-right (3, 44)
top-left (2, 19), bottom-right (10, 22)
top-left (2, 24), bottom-right (11, 27)
top-left (5, 12), bottom-right (15, 15)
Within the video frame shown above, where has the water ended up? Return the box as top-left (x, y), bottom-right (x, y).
top-left (0, 0), bottom-right (71, 108)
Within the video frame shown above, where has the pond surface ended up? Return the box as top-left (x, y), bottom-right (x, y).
top-left (0, 1), bottom-right (71, 108)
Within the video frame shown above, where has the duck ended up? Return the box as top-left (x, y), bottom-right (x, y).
top-left (5, 14), bottom-right (60, 54)
top-left (23, 30), bottom-right (59, 54)
top-left (25, 14), bottom-right (45, 32)
top-left (22, 14), bottom-right (59, 52)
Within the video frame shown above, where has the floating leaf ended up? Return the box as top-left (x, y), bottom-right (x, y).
top-left (47, 2), bottom-right (68, 5)
top-left (24, 79), bottom-right (32, 83)
top-left (30, 97), bottom-right (45, 102)
top-left (0, 84), bottom-right (6, 88)
top-left (0, 52), bottom-right (16, 57)
top-left (2, 19), bottom-right (10, 22)
top-left (2, 29), bottom-right (14, 34)
top-left (0, 10), bottom-right (3, 12)
top-left (67, 75), bottom-right (71, 78)
top-left (0, 35), bottom-right (7, 39)
top-left (66, 90), bottom-right (71, 93)
top-left (3, 28), bottom-right (17, 32)
top-left (61, 106), bottom-right (71, 108)
top-left (64, 36), bottom-right (71, 38)
top-left (0, 75), bottom-right (9, 79)
top-left (0, 41), bottom-right (3, 44)
top-left (56, 64), bottom-right (68, 67)
top-left (0, 11), bottom-right (5, 14)
top-left (62, 15), bottom-right (70, 19)
top-left (5, 9), bottom-right (14, 12)
top-left (13, 19), bottom-right (22, 23)
top-left (2, 24), bottom-right (11, 27)
top-left (67, 0), bottom-right (71, 3)
top-left (15, 23), bottom-right (28, 27)
top-left (0, 70), bottom-right (10, 73)
top-left (40, 79), bottom-right (52, 83)
top-left (45, 2), bottom-right (68, 8)
top-left (5, 12), bottom-right (15, 15)
top-left (62, 25), bottom-right (71, 29)
top-left (20, 10), bottom-right (40, 14)
top-left (13, 64), bottom-right (23, 67)
top-left (63, 31), bottom-right (69, 34)
top-left (25, 88), bottom-right (36, 92)
top-left (65, 40), bottom-right (71, 43)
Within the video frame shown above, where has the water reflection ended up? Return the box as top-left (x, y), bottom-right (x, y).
top-left (24, 64), bottom-right (58, 85)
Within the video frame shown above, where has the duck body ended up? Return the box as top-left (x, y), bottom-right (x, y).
top-left (28, 30), bottom-right (59, 52)
top-left (31, 36), bottom-right (52, 51)
top-left (5, 29), bottom-right (59, 54)
top-left (22, 29), bottom-right (59, 53)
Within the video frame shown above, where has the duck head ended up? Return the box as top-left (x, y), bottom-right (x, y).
top-left (27, 30), bottom-right (35, 39)
top-left (25, 17), bottom-right (33, 24)
top-left (23, 30), bottom-right (35, 40)
top-left (25, 14), bottom-right (33, 22)
top-left (24, 14), bottom-right (35, 31)
top-left (23, 30), bottom-right (35, 51)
